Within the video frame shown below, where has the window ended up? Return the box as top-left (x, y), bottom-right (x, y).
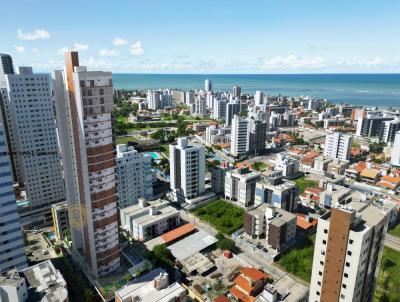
top-left (316, 291), bottom-right (320, 296)
top-left (347, 251), bottom-right (352, 256)
top-left (349, 239), bottom-right (353, 244)
top-left (323, 240), bottom-right (327, 245)
top-left (342, 284), bottom-right (347, 289)
top-left (319, 271), bottom-right (322, 276)
top-left (324, 229), bottom-right (328, 234)
top-left (341, 294), bottom-right (345, 299)
top-left (344, 273), bottom-right (348, 278)
top-left (345, 262), bottom-right (350, 267)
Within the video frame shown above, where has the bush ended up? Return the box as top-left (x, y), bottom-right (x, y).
top-left (193, 199), bottom-right (244, 235)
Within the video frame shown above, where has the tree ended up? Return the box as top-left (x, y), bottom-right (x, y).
top-left (149, 244), bottom-right (174, 269)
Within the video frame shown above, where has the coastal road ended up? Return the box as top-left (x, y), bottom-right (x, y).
top-left (180, 209), bottom-right (286, 280)
top-left (384, 234), bottom-right (400, 252)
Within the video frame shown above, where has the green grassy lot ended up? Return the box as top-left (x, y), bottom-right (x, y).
top-left (115, 136), bottom-right (137, 145)
top-left (277, 234), bottom-right (316, 283)
top-left (374, 247), bottom-right (400, 302)
top-left (252, 161), bottom-right (268, 171)
top-left (388, 222), bottom-right (400, 237)
top-left (294, 176), bottom-right (319, 194)
top-left (160, 144), bottom-right (170, 157)
top-left (193, 199), bottom-right (244, 235)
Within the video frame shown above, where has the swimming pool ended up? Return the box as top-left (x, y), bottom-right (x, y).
top-left (143, 151), bottom-right (163, 160)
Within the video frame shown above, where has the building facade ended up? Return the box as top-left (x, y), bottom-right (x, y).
top-left (53, 52), bottom-right (120, 277)
top-left (231, 115), bottom-right (249, 157)
top-left (3, 67), bottom-right (65, 227)
top-left (170, 137), bottom-right (205, 203)
top-left (391, 131), bottom-right (400, 166)
top-left (116, 144), bottom-right (153, 209)
top-left (224, 167), bottom-right (261, 208)
top-left (309, 203), bottom-right (389, 302)
top-left (0, 113), bottom-right (27, 272)
top-left (324, 132), bottom-right (352, 161)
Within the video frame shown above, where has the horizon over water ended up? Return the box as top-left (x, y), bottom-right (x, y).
top-left (112, 73), bottom-right (400, 108)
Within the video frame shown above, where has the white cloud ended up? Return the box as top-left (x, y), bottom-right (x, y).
top-left (57, 43), bottom-right (89, 54)
top-left (112, 38), bottom-right (128, 46)
top-left (72, 43), bottom-right (89, 51)
top-left (31, 59), bottom-right (63, 70)
top-left (14, 45), bottom-right (26, 54)
top-left (130, 41), bottom-right (144, 56)
top-left (99, 49), bottom-right (119, 57)
top-left (32, 48), bottom-right (39, 54)
top-left (17, 29), bottom-right (50, 40)
top-left (57, 47), bottom-right (70, 54)
top-left (264, 55), bottom-right (325, 70)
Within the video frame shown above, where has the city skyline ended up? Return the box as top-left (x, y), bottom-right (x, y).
top-left (2, 0), bottom-right (400, 73)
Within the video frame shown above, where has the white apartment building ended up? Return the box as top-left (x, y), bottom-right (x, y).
top-left (382, 119), bottom-right (400, 144)
top-left (169, 137), bottom-right (205, 203)
top-left (254, 91), bottom-right (264, 106)
top-left (205, 125), bottom-right (229, 145)
top-left (147, 90), bottom-right (160, 110)
top-left (185, 91), bottom-right (194, 105)
top-left (120, 199), bottom-right (180, 241)
top-left (0, 114), bottom-right (27, 272)
top-left (0, 54), bottom-right (14, 88)
top-left (391, 131), bottom-right (400, 166)
top-left (225, 100), bottom-right (241, 126)
top-left (53, 52), bottom-right (120, 277)
top-left (193, 95), bottom-right (206, 117)
top-left (275, 153), bottom-right (300, 179)
top-left (224, 167), bottom-right (261, 208)
top-left (213, 99), bottom-right (227, 120)
top-left (205, 79), bottom-right (212, 92)
top-left (3, 67), bottom-right (65, 227)
top-left (116, 144), bottom-right (153, 209)
top-left (324, 132), bottom-right (352, 161)
top-left (232, 85), bottom-right (241, 98)
top-left (310, 203), bottom-right (389, 302)
top-left (230, 115), bottom-right (248, 157)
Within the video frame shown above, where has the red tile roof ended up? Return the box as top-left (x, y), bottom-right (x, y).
top-left (296, 214), bottom-right (318, 230)
top-left (240, 267), bottom-right (269, 281)
top-left (160, 223), bottom-right (196, 244)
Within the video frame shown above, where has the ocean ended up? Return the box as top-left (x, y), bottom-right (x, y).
top-left (112, 74), bottom-right (400, 108)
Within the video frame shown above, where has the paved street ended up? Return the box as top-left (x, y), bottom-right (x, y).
top-left (26, 231), bottom-right (56, 263)
top-left (180, 209), bottom-right (287, 280)
top-left (384, 234), bottom-right (400, 252)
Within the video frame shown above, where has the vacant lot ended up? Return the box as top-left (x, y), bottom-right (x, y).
top-left (277, 234), bottom-right (315, 282)
top-left (374, 247), bottom-right (400, 302)
top-left (115, 136), bottom-right (137, 145)
top-left (294, 176), bottom-right (319, 194)
top-left (388, 222), bottom-right (400, 237)
top-left (193, 199), bottom-right (244, 235)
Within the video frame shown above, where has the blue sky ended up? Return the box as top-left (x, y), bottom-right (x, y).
top-left (2, 0), bottom-right (400, 73)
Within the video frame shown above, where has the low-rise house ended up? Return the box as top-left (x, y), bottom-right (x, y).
top-left (319, 183), bottom-right (352, 208)
top-left (254, 172), bottom-right (298, 212)
top-left (377, 175), bottom-right (400, 191)
top-left (254, 274), bottom-right (309, 302)
top-left (115, 268), bottom-right (187, 302)
top-left (120, 198), bottom-right (180, 241)
top-left (0, 260), bottom-right (68, 302)
top-left (230, 267), bottom-right (271, 302)
top-left (244, 204), bottom-right (297, 251)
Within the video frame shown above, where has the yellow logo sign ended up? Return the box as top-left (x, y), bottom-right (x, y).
top-left (68, 203), bottom-right (88, 230)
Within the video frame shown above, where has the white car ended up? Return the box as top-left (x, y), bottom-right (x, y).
top-left (33, 229), bottom-right (41, 234)
top-left (41, 250), bottom-right (49, 255)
